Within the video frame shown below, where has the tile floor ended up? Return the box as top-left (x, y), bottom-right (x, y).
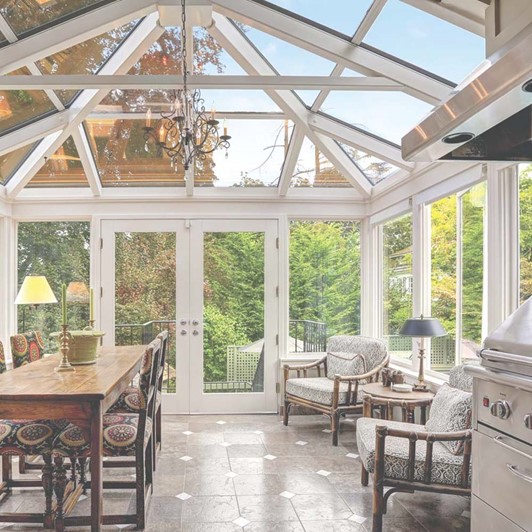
top-left (0, 414), bottom-right (471, 531)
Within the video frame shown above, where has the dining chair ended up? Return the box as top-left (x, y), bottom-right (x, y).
top-left (52, 338), bottom-right (161, 530)
top-left (10, 331), bottom-right (46, 475)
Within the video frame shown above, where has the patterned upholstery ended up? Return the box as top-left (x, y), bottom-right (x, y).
top-left (10, 331), bottom-right (45, 368)
top-left (357, 417), bottom-right (471, 486)
top-left (425, 383), bottom-right (472, 455)
top-left (0, 419), bottom-right (67, 456)
top-left (53, 414), bottom-right (153, 458)
top-left (326, 352), bottom-right (365, 379)
top-left (448, 362), bottom-right (477, 392)
top-left (286, 377), bottom-right (359, 406)
top-left (327, 335), bottom-right (387, 373)
top-left (0, 341), bottom-right (6, 374)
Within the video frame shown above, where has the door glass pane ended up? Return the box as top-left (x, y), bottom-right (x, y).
top-left (289, 221), bottom-right (361, 352)
top-left (382, 213), bottom-right (413, 363)
top-left (17, 221), bottom-right (90, 353)
top-left (114, 232), bottom-right (177, 393)
top-left (520, 164), bottom-right (532, 302)
top-left (203, 232), bottom-right (265, 393)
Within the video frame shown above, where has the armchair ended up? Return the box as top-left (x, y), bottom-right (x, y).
top-left (357, 364), bottom-right (474, 532)
top-left (283, 335), bottom-right (389, 445)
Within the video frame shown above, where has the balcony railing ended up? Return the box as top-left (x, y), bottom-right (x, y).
top-left (289, 319), bottom-right (327, 352)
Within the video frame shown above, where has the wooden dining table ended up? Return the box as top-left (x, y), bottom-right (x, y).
top-left (0, 345), bottom-right (146, 531)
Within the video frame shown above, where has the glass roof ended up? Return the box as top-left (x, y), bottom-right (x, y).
top-left (0, 143), bottom-right (37, 185)
top-left (37, 22), bottom-right (136, 106)
top-left (320, 91), bottom-right (433, 145)
top-left (364, 0), bottom-right (485, 83)
top-left (291, 137), bottom-right (352, 188)
top-left (0, 0), bottom-right (107, 38)
top-left (266, 0), bottom-right (373, 36)
top-left (0, 68), bottom-right (56, 135)
top-left (29, 136), bottom-right (87, 187)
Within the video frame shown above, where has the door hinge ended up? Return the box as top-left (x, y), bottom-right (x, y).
top-left (276, 334), bottom-right (279, 345)
top-left (275, 286), bottom-right (279, 297)
top-left (276, 382), bottom-right (280, 394)
top-left (100, 287), bottom-right (103, 298)
top-left (276, 237), bottom-right (279, 249)
top-left (100, 238), bottom-right (103, 249)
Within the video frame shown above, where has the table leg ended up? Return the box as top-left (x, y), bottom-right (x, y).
top-left (90, 401), bottom-right (103, 532)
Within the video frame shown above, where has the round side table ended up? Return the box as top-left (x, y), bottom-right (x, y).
top-left (361, 382), bottom-right (434, 424)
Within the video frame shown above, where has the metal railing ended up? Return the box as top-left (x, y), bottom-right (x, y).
top-left (289, 319), bottom-right (327, 352)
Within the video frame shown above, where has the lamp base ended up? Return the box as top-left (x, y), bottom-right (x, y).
top-left (55, 364), bottom-right (76, 373)
top-left (413, 382), bottom-right (430, 392)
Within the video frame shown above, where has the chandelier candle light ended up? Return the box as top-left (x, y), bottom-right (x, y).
top-left (143, 0), bottom-right (231, 172)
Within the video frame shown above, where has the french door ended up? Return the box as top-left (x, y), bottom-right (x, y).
top-left (100, 218), bottom-right (278, 414)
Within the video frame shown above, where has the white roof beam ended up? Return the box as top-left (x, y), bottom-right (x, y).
top-left (0, 0), bottom-right (158, 75)
top-left (212, 0), bottom-right (452, 105)
top-left (309, 113), bottom-right (414, 171)
top-left (400, 0), bottom-right (485, 36)
top-left (0, 75), bottom-right (403, 91)
top-left (89, 111), bottom-right (286, 120)
top-left (210, 14), bottom-right (372, 198)
top-left (71, 125), bottom-right (102, 196)
top-left (5, 14), bottom-right (163, 198)
top-left (278, 126), bottom-right (304, 196)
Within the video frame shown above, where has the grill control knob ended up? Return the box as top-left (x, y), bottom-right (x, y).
top-left (490, 400), bottom-right (511, 420)
top-left (524, 414), bottom-right (532, 430)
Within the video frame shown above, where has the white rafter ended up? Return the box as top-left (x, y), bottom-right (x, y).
top-left (209, 14), bottom-right (372, 198)
top-left (211, 0), bottom-right (452, 105)
top-left (5, 13), bottom-right (164, 198)
top-left (278, 126), bottom-right (304, 196)
top-left (71, 124), bottom-right (102, 196)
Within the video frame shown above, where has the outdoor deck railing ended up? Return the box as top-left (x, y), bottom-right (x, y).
top-left (289, 319), bottom-right (327, 352)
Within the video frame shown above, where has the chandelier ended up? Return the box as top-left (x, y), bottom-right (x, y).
top-left (142, 0), bottom-right (231, 172)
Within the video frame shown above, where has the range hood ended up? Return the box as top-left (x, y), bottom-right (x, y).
top-left (402, 18), bottom-right (532, 162)
top-left (480, 297), bottom-right (532, 377)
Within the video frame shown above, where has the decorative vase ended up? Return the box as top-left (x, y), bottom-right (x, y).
top-left (50, 330), bottom-right (105, 365)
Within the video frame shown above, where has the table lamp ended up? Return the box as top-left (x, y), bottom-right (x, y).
top-left (399, 315), bottom-right (446, 391)
top-left (15, 275), bottom-right (57, 331)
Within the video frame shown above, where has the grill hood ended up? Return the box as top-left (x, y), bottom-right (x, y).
top-left (402, 25), bottom-right (532, 163)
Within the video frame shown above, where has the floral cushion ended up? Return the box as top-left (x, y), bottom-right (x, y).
top-left (286, 377), bottom-right (362, 406)
top-left (0, 419), bottom-right (66, 456)
top-left (10, 331), bottom-right (45, 368)
top-left (0, 341), bottom-right (6, 374)
top-left (356, 417), bottom-right (471, 486)
top-left (107, 386), bottom-right (142, 414)
top-left (53, 414), bottom-right (152, 458)
top-left (326, 352), bottom-right (366, 379)
top-left (425, 383), bottom-right (472, 455)
top-left (327, 336), bottom-right (387, 373)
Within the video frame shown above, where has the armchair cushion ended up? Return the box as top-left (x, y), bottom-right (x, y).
top-left (286, 377), bottom-right (358, 406)
top-left (425, 383), bottom-right (472, 455)
top-left (326, 352), bottom-right (365, 379)
top-left (356, 417), bottom-right (471, 486)
top-left (326, 335), bottom-right (387, 373)
top-left (10, 331), bottom-right (45, 368)
top-left (448, 363), bottom-right (476, 392)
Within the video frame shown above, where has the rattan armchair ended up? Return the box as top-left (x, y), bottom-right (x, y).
top-left (283, 335), bottom-right (389, 445)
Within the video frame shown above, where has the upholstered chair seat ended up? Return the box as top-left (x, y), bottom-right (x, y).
top-left (10, 331), bottom-right (45, 368)
top-left (0, 419), bottom-right (64, 456)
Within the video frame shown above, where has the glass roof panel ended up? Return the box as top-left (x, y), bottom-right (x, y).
top-left (0, 143), bottom-right (37, 185)
top-left (245, 27), bottom-right (336, 75)
top-left (85, 118), bottom-right (186, 187)
top-left (290, 137), bottom-right (352, 188)
top-left (266, 0), bottom-right (373, 36)
top-left (0, 30), bottom-right (8, 48)
top-left (29, 136), bottom-right (88, 187)
top-left (339, 141), bottom-right (400, 185)
top-left (198, 119), bottom-right (290, 187)
top-left (363, 0), bottom-right (485, 83)
top-left (0, 68), bottom-right (56, 135)
top-left (320, 91), bottom-right (433, 145)
top-left (37, 22), bottom-right (136, 106)
top-left (0, 0), bottom-right (107, 37)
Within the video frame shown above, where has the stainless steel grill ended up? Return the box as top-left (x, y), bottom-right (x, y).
top-left (466, 298), bottom-right (532, 532)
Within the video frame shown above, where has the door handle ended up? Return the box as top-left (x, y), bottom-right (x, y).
top-left (192, 319), bottom-right (200, 326)
top-left (180, 329), bottom-right (187, 336)
top-left (192, 330), bottom-right (199, 336)
top-left (494, 435), bottom-right (532, 461)
top-left (507, 464), bottom-right (532, 484)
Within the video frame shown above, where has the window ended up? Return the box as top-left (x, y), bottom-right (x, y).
top-left (289, 220), bottom-right (361, 352)
top-left (519, 163), bottom-right (532, 303)
top-left (17, 221), bottom-right (91, 352)
top-left (430, 182), bottom-right (486, 372)
top-left (382, 213), bottom-right (413, 363)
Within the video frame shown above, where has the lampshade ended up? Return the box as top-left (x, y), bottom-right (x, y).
top-left (399, 316), bottom-right (446, 338)
top-left (66, 281), bottom-right (89, 304)
top-left (15, 276), bottom-right (57, 305)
